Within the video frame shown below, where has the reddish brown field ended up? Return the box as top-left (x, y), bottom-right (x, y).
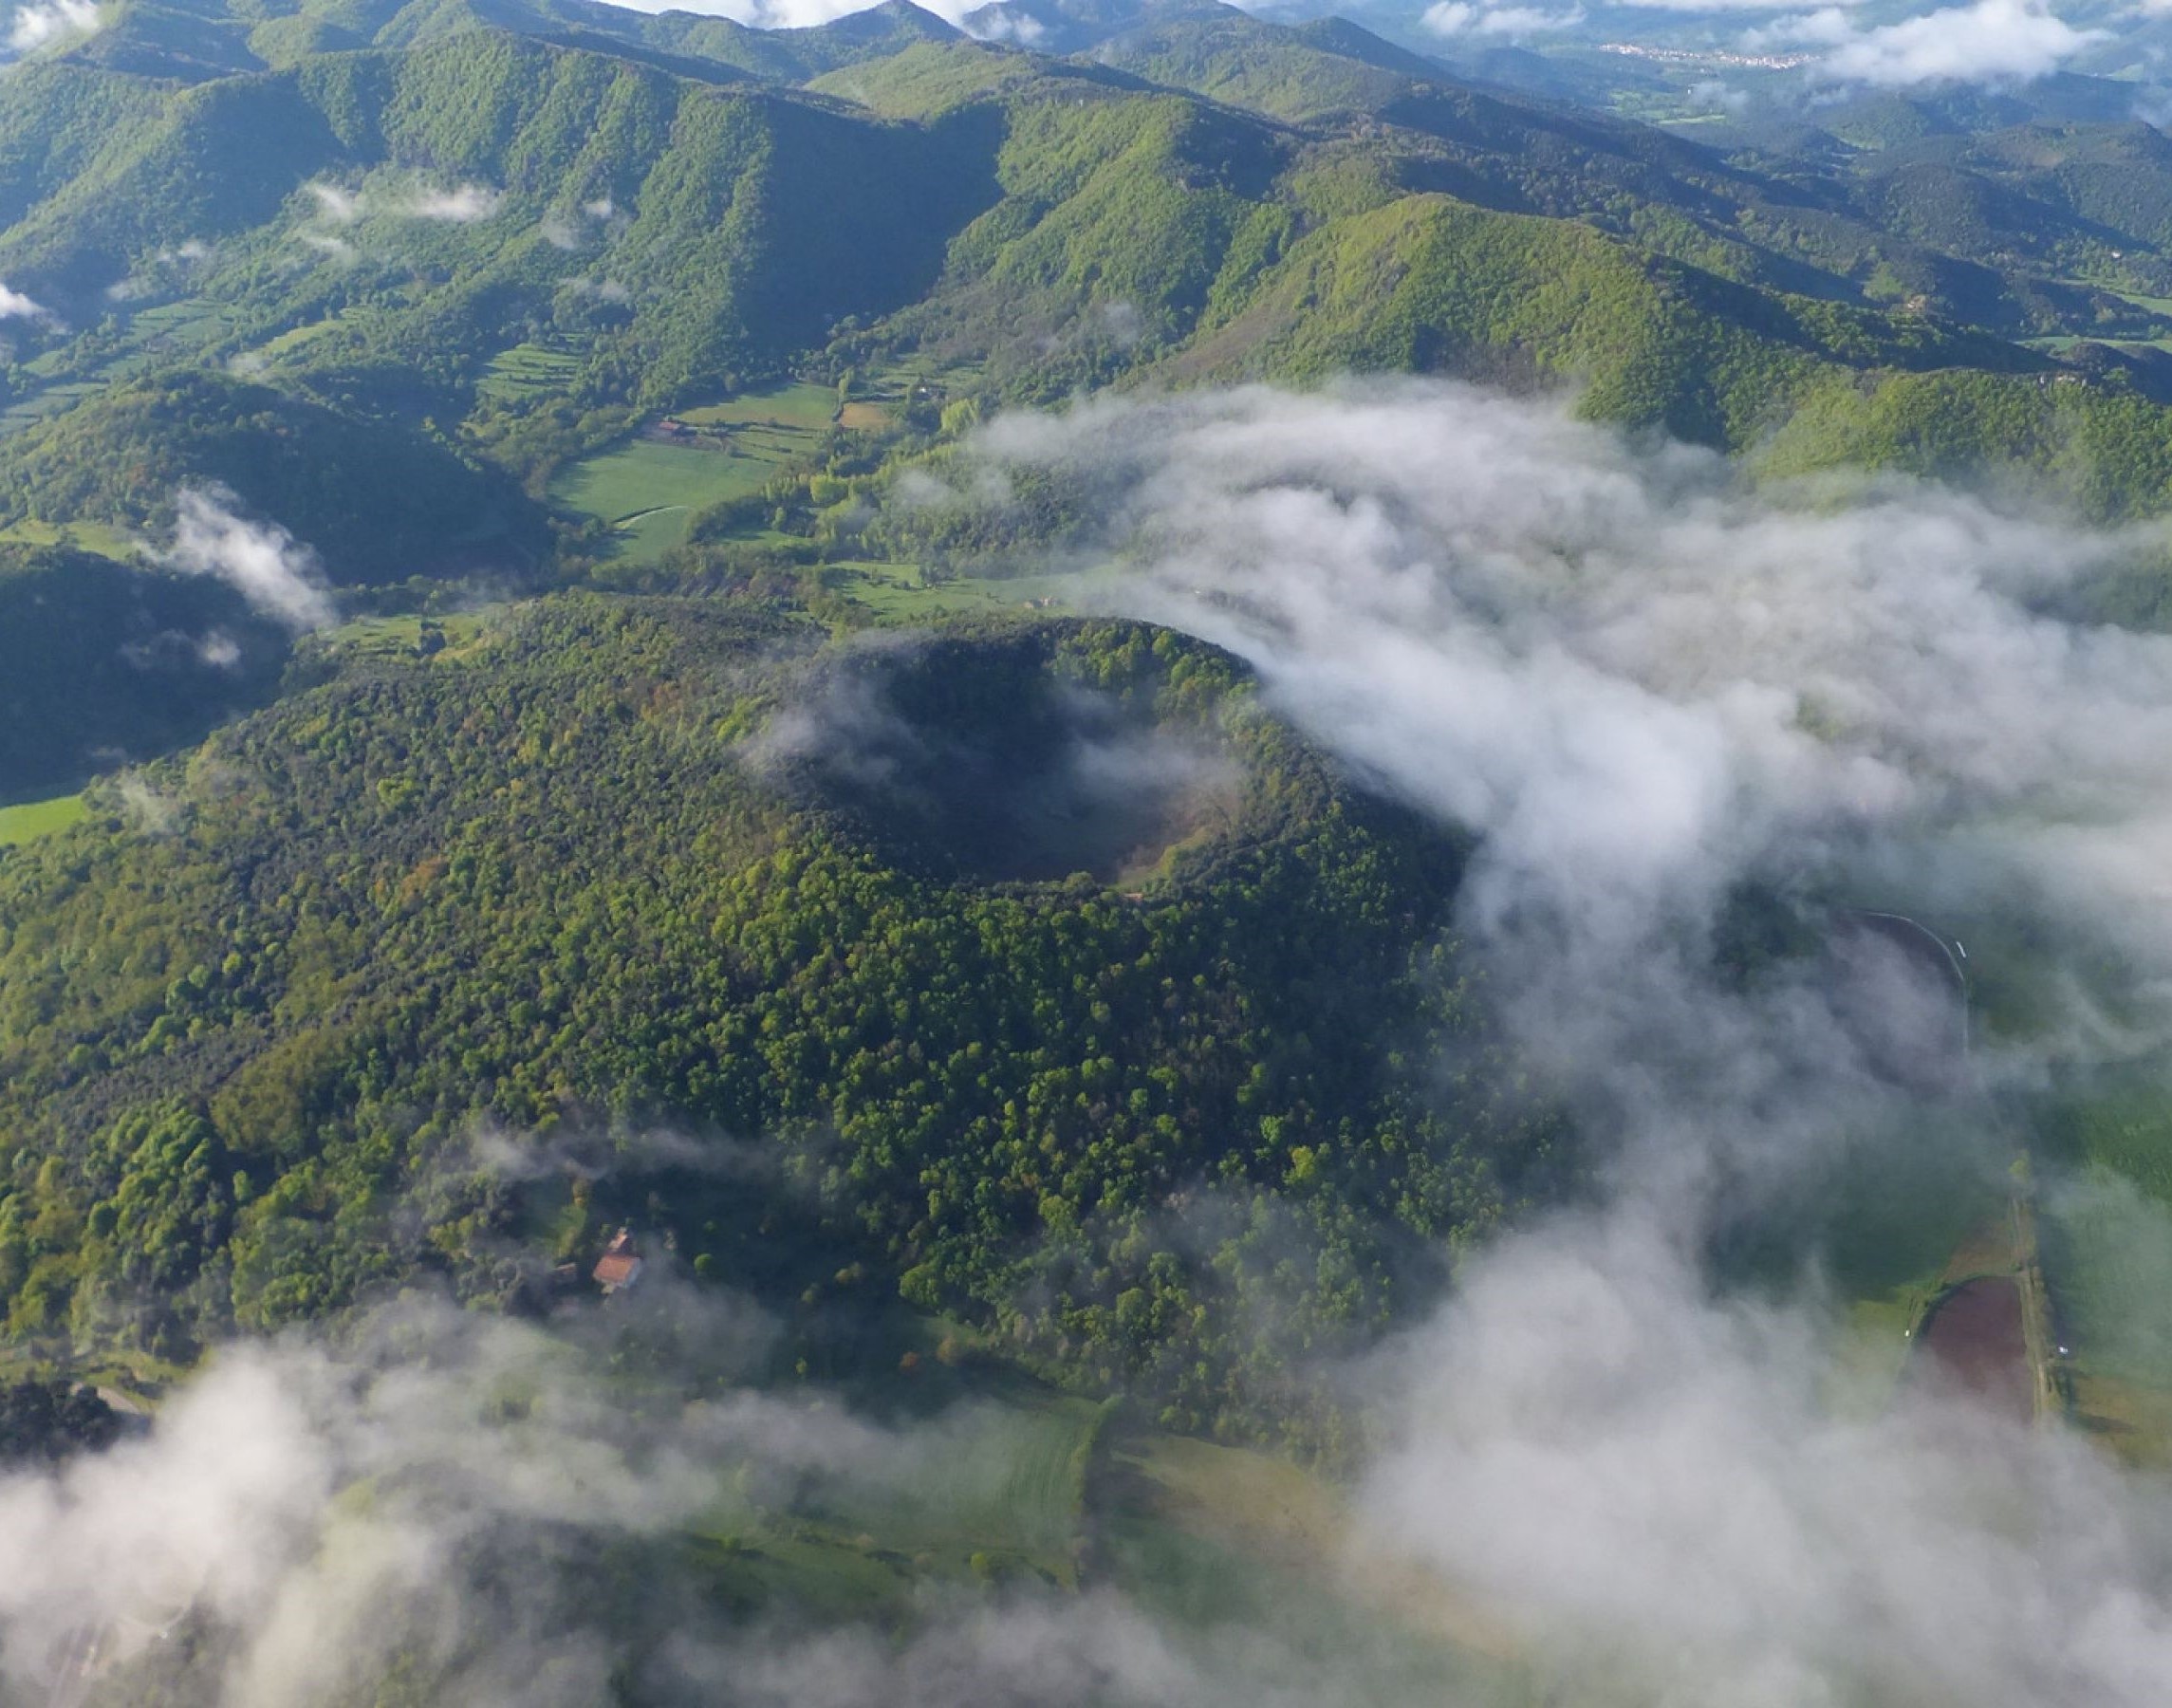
top-left (1915, 1276), bottom-right (2033, 1425)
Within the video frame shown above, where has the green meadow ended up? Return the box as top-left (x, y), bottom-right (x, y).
top-left (549, 382), bottom-right (848, 562)
top-left (0, 793), bottom-right (84, 846)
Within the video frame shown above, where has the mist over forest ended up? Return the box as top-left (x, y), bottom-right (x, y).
top-left (6, 0), bottom-right (2172, 1698)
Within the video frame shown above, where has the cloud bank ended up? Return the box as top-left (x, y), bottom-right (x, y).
top-left (937, 378), bottom-right (2172, 1704)
top-left (0, 1293), bottom-right (1462, 1707)
top-left (1743, 0), bottom-right (2107, 87)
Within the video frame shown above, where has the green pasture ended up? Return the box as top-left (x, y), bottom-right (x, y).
top-left (551, 440), bottom-right (775, 559)
top-left (678, 381), bottom-right (842, 433)
top-left (679, 1373), bottom-right (1107, 1609)
top-left (2043, 1165), bottom-right (2172, 1389)
top-left (1093, 1430), bottom-right (1527, 1700)
top-left (2019, 1068), bottom-right (2172, 1456)
top-left (800, 1391), bottom-right (1109, 1580)
top-left (549, 382), bottom-right (851, 563)
top-left (0, 792), bottom-right (84, 846)
top-left (318, 609), bottom-right (496, 660)
top-left (827, 559), bottom-right (1116, 623)
top-left (0, 517), bottom-right (136, 559)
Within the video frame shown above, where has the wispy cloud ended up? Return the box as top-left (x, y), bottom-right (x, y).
top-left (0, 281), bottom-right (56, 324)
top-left (153, 486), bottom-right (335, 633)
top-left (6, 0), bottom-right (99, 51)
top-left (304, 182), bottom-right (358, 226)
top-left (405, 182), bottom-right (502, 223)
top-left (1423, 0), bottom-right (1584, 37)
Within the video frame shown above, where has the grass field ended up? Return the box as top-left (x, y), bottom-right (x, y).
top-left (793, 1390), bottom-right (1110, 1581)
top-left (672, 1383), bottom-right (1529, 1692)
top-left (0, 793), bottom-right (84, 845)
top-left (0, 298), bottom-right (249, 436)
top-left (677, 1372), bottom-right (1108, 1615)
top-left (318, 609), bottom-right (497, 660)
top-left (0, 517), bottom-right (137, 559)
top-left (1094, 1431), bottom-right (1527, 1699)
top-left (552, 440), bottom-right (778, 559)
top-left (2016, 1068), bottom-right (2172, 1457)
top-left (678, 381), bottom-right (841, 433)
top-left (550, 382), bottom-right (849, 563)
top-left (828, 559), bottom-right (1119, 624)
top-left (2042, 1160), bottom-right (2172, 1453)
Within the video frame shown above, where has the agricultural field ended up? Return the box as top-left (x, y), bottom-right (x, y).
top-left (476, 340), bottom-right (586, 403)
top-left (663, 1357), bottom-right (1527, 1696)
top-left (124, 299), bottom-right (244, 349)
top-left (0, 380), bottom-right (100, 435)
top-left (549, 381), bottom-right (850, 562)
top-left (4, 300), bottom-right (243, 436)
top-left (0, 518), bottom-right (136, 559)
top-left (667, 1357), bottom-right (1110, 1622)
top-left (0, 792), bottom-right (84, 846)
top-left (788, 1388), bottom-right (1111, 1583)
top-left (826, 558), bottom-right (1119, 623)
top-left (1093, 1431), bottom-right (1527, 1700)
top-left (2039, 1105), bottom-right (2172, 1459)
top-left (315, 609), bottom-right (498, 661)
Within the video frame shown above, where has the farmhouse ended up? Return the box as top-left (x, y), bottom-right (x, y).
top-left (592, 1228), bottom-right (644, 1293)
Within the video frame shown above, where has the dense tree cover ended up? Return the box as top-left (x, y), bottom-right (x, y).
top-left (1756, 367), bottom-right (2172, 522)
top-left (0, 602), bottom-right (1567, 1439)
top-left (0, 373), bottom-right (549, 582)
top-left (1170, 191), bottom-right (2037, 448)
top-left (0, 1376), bottom-right (120, 1465)
top-left (16, 0), bottom-right (2172, 1463)
top-left (0, 547), bottom-right (288, 801)
top-left (0, 0), bottom-right (2167, 529)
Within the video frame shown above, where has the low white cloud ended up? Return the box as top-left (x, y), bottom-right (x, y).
top-left (106, 239), bottom-right (213, 302)
top-left (115, 771), bottom-right (181, 837)
top-left (153, 486), bottom-right (335, 633)
top-left (0, 1294), bottom-right (1447, 1707)
top-left (1423, 0), bottom-right (1584, 35)
top-left (1773, 0), bottom-right (2108, 86)
top-left (563, 274), bottom-right (630, 305)
top-left (406, 182), bottom-right (502, 223)
top-left (0, 281), bottom-right (55, 324)
top-left (1687, 77), bottom-right (1751, 111)
top-left (963, 2), bottom-right (1043, 41)
top-left (926, 378), bottom-right (2172, 1704)
top-left (304, 182), bottom-right (357, 226)
top-left (6, 0), bottom-right (99, 51)
top-left (1359, 1213), bottom-right (2172, 1707)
